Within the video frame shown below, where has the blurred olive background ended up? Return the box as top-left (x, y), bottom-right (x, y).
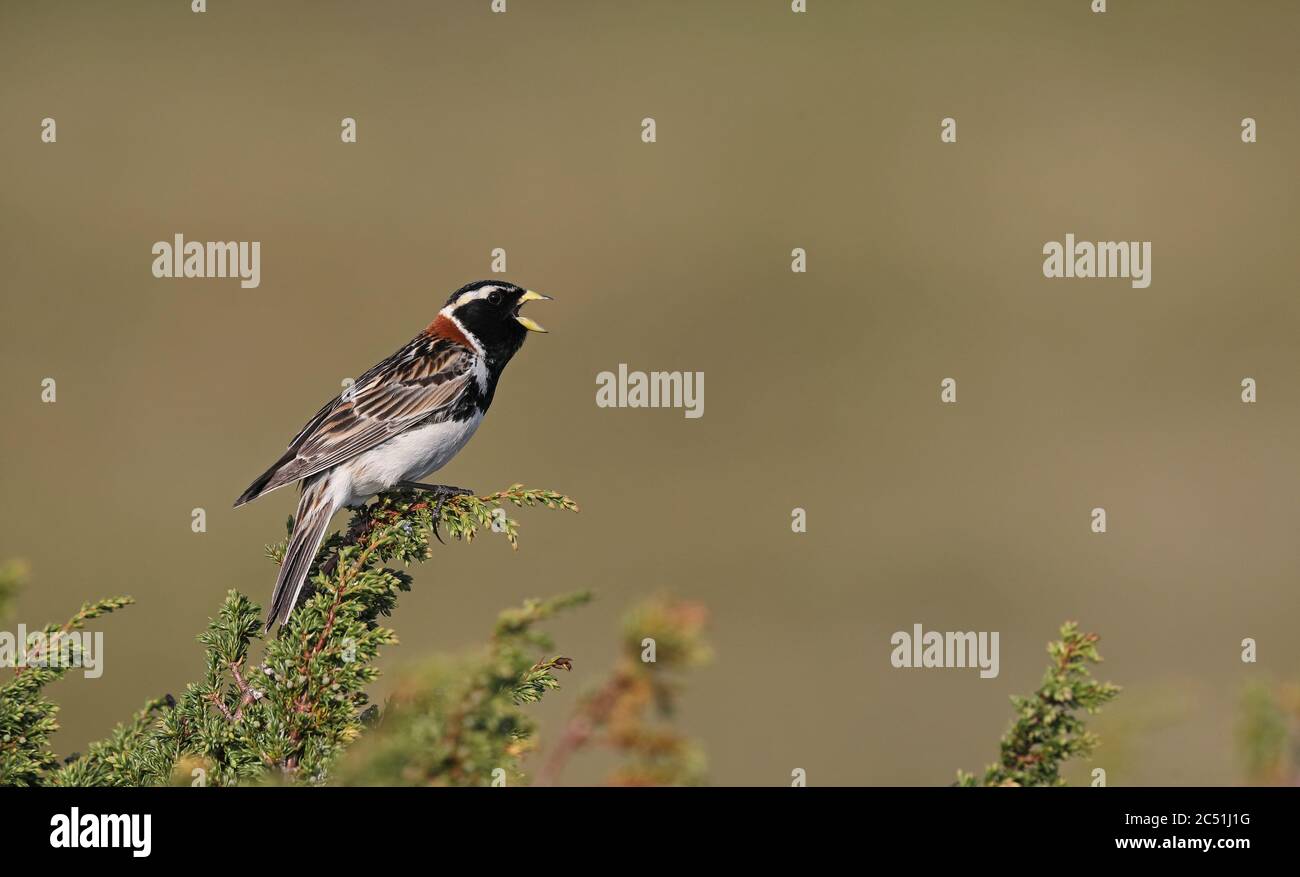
top-left (2, 0), bottom-right (1299, 785)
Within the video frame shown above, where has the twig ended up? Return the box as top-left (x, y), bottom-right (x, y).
top-left (534, 671), bottom-right (632, 786)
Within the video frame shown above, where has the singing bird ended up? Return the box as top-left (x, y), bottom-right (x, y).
top-left (234, 281), bottom-right (551, 629)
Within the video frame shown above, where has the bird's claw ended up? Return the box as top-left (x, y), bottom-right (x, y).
top-left (432, 493), bottom-right (448, 544)
top-left (399, 483), bottom-right (473, 545)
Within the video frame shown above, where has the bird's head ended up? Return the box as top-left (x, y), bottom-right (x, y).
top-left (439, 280), bottom-right (552, 365)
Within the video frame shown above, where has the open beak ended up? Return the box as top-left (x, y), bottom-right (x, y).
top-left (515, 290), bottom-right (553, 333)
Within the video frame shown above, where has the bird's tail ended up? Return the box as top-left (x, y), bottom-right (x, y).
top-left (267, 476), bottom-right (339, 631)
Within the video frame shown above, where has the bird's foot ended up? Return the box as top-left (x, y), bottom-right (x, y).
top-left (397, 482), bottom-right (474, 544)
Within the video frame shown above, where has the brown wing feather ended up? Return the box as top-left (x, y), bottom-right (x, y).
top-left (234, 334), bottom-right (476, 506)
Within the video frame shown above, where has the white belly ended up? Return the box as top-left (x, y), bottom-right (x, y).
top-left (339, 413), bottom-right (482, 505)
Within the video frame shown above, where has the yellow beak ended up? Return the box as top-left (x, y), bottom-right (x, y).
top-left (515, 290), bottom-right (552, 332)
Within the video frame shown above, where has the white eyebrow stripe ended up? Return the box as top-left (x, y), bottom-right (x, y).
top-left (453, 285), bottom-right (500, 308)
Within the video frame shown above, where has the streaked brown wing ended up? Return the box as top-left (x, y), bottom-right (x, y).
top-left (261, 335), bottom-right (477, 492)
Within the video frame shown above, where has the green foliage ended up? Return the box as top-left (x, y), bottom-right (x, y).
top-left (957, 622), bottom-right (1120, 787)
top-left (331, 593), bottom-right (591, 786)
top-left (535, 595), bottom-right (712, 786)
top-left (0, 559), bottom-right (24, 617)
top-left (1238, 681), bottom-right (1299, 785)
top-left (166, 485), bottom-right (581, 785)
top-left (2, 484), bottom-right (590, 787)
top-left (0, 562), bottom-right (134, 787)
top-left (52, 697), bottom-right (175, 787)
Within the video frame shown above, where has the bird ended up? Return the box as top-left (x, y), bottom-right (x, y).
top-left (234, 280), bottom-right (552, 630)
